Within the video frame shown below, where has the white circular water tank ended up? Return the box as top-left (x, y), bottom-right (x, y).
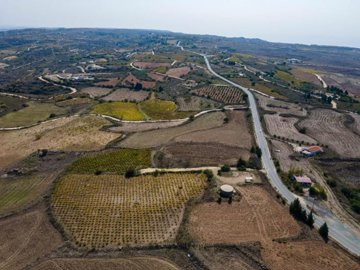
top-left (220, 184), bottom-right (234, 198)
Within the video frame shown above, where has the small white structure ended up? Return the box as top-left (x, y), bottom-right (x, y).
top-left (245, 177), bottom-right (253, 184)
top-left (220, 184), bottom-right (234, 198)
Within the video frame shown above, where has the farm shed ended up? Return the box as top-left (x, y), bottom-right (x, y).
top-left (245, 176), bottom-right (253, 183)
top-left (292, 175), bottom-right (312, 188)
top-left (220, 184), bottom-right (234, 198)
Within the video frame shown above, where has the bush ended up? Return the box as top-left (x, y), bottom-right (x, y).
top-left (306, 211), bottom-right (315, 229)
top-left (125, 168), bottom-right (138, 178)
top-left (220, 164), bottom-right (231, 172)
top-left (248, 154), bottom-right (261, 170)
top-left (203, 169), bottom-right (214, 181)
top-left (237, 158), bottom-right (247, 170)
top-left (326, 179), bottom-right (337, 188)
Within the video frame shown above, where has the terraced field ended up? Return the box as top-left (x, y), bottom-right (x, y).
top-left (67, 149), bottom-right (151, 174)
top-left (92, 101), bottom-right (146, 120)
top-left (192, 86), bottom-right (243, 104)
top-left (52, 173), bottom-right (206, 248)
top-left (298, 109), bottom-right (360, 158)
top-left (0, 101), bottom-right (67, 128)
top-left (264, 114), bottom-right (317, 144)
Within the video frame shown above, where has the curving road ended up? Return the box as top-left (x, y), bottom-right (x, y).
top-left (201, 54), bottom-right (360, 256)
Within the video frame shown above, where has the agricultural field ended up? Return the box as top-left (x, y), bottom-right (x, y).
top-left (51, 173), bottom-right (206, 248)
top-left (148, 72), bottom-right (166, 82)
top-left (192, 245), bottom-right (266, 270)
top-left (133, 61), bottom-right (171, 69)
top-left (174, 111), bottom-right (253, 152)
top-left (264, 114), bottom-right (317, 144)
top-left (95, 77), bottom-right (122, 87)
top-left (154, 142), bottom-right (249, 168)
top-left (140, 99), bottom-right (192, 120)
top-left (275, 70), bottom-right (302, 87)
top-left (192, 85), bottom-right (243, 104)
top-left (166, 67), bottom-right (191, 78)
top-left (0, 95), bottom-right (26, 117)
top-left (118, 112), bottom-right (225, 148)
top-left (122, 73), bottom-right (156, 89)
top-left (0, 207), bottom-right (63, 270)
top-left (298, 109), bottom-right (360, 158)
top-left (102, 88), bottom-right (149, 102)
top-left (92, 101), bottom-right (146, 120)
top-left (0, 174), bottom-right (51, 216)
top-left (67, 149), bottom-right (151, 174)
top-left (262, 240), bottom-right (360, 270)
top-left (290, 68), bottom-right (322, 87)
top-left (0, 101), bottom-right (67, 128)
top-left (189, 185), bottom-right (300, 245)
top-left (80, 87), bottom-right (113, 97)
top-left (55, 97), bottom-right (94, 107)
top-left (32, 257), bottom-right (184, 270)
top-left (176, 96), bottom-right (220, 111)
top-left (108, 119), bottom-right (186, 133)
top-left (256, 94), bottom-right (307, 117)
top-left (234, 77), bottom-right (286, 99)
top-left (0, 115), bottom-right (118, 169)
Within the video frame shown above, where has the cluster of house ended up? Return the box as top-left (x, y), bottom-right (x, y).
top-left (301, 146), bottom-right (323, 157)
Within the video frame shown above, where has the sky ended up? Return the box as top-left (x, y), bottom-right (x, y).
top-left (1, 0), bottom-right (359, 48)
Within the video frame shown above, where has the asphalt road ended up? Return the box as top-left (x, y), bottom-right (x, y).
top-left (202, 55), bottom-right (360, 256)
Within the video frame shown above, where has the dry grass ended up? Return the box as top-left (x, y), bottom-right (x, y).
top-left (122, 73), bottom-right (156, 89)
top-left (0, 115), bottom-right (118, 170)
top-left (52, 173), bottom-right (206, 248)
top-left (0, 207), bottom-right (63, 270)
top-left (102, 88), bottom-right (149, 102)
top-left (298, 109), bottom-right (360, 158)
top-left (262, 240), bottom-right (359, 270)
top-left (118, 112), bottom-right (225, 148)
top-left (108, 120), bottom-right (186, 133)
top-left (256, 94), bottom-right (307, 117)
top-left (189, 185), bottom-right (300, 245)
top-left (291, 68), bottom-right (322, 86)
top-left (80, 87), bottom-right (113, 97)
top-left (133, 62), bottom-right (170, 69)
top-left (264, 114), bottom-right (317, 144)
top-left (32, 257), bottom-right (182, 270)
top-left (95, 77), bottom-right (122, 87)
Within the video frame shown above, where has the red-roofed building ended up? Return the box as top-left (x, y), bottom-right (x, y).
top-left (302, 146), bottom-right (323, 157)
top-left (292, 175), bottom-right (313, 187)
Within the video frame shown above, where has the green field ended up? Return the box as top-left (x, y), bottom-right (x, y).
top-left (0, 95), bottom-right (26, 117)
top-left (92, 101), bottom-right (146, 121)
top-left (0, 101), bottom-right (67, 128)
top-left (276, 71), bottom-right (302, 88)
top-left (234, 78), bottom-right (286, 99)
top-left (67, 149), bottom-right (152, 174)
top-left (140, 99), bottom-right (192, 120)
top-left (0, 174), bottom-right (47, 215)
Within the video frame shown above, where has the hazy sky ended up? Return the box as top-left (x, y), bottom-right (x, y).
top-left (1, 0), bottom-right (359, 48)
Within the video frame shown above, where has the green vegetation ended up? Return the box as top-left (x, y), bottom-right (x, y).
top-left (220, 164), bottom-right (231, 172)
top-left (341, 187), bottom-right (360, 214)
top-left (67, 149), bottom-right (151, 174)
top-left (0, 101), bottom-right (67, 128)
top-left (154, 66), bottom-right (167, 74)
top-left (276, 70), bottom-right (302, 88)
top-left (309, 184), bottom-right (327, 200)
top-left (235, 77), bottom-right (286, 99)
top-left (92, 101), bottom-right (145, 121)
top-left (289, 198), bottom-right (314, 229)
top-left (319, 222), bottom-right (329, 243)
top-left (140, 99), bottom-right (192, 120)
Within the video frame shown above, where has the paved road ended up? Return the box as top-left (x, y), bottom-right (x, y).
top-left (202, 54), bottom-right (360, 256)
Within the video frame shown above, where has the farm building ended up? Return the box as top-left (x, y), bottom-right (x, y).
top-left (292, 175), bottom-right (312, 188)
top-left (245, 176), bottom-right (253, 183)
top-left (302, 146), bottom-right (323, 157)
top-left (220, 184), bottom-right (234, 198)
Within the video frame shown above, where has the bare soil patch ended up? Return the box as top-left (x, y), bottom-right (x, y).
top-left (148, 72), bottom-right (166, 82)
top-left (174, 111), bottom-right (253, 149)
top-left (102, 88), bottom-right (149, 102)
top-left (262, 240), bottom-right (359, 270)
top-left (264, 114), bottom-right (317, 144)
top-left (176, 96), bottom-right (220, 112)
top-left (118, 112), bottom-right (225, 148)
top-left (298, 109), bottom-right (360, 158)
top-left (166, 67), bottom-right (191, 78)
top-left (189, 185), bottom-right (300, 245)
top-left (291, 68), bottom-right (322, 86)
top-left (0, 206), bottom-right (63, 270)
top-left (154, 142), bottom-right (249, 168)
top-left (80, 87), bottom-right (112, 98)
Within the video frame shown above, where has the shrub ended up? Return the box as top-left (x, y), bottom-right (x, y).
top-left (125, 168), bottom-right (138, 178)
top-left (237, 158), bottom-right (247, 170)
top-left (220, 164), bottom-right (231, 172)
top-left (319, 222), bottom-right (329, 243)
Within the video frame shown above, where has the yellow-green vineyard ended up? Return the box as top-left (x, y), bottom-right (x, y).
top-left (51, 173), bottom-right (206, 248)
